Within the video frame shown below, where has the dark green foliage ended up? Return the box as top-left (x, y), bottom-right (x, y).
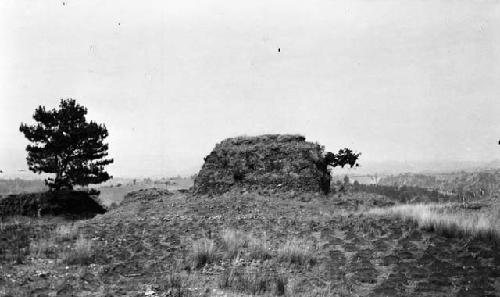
top-left (318, 148), bottom-right (361, 194)
top-left (324, 148), bottom-right (361, 169)
top-left (19, 99), bottom-right (113, 190)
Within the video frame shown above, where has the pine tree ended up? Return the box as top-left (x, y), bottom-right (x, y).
top-left (19, 99), bottom-right (113, 191)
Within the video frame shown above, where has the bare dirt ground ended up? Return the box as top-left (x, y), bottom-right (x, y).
top-left (1, 189), bottom-right (499, 296)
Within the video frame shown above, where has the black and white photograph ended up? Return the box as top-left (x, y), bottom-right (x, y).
top-left (1, 0), bottom-right (500, 296)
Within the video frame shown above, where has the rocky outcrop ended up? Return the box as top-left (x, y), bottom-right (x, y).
top-left (194, 134), bottom-right (330, 194)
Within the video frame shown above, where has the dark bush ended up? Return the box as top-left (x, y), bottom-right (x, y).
top-left (0, 190), bottom-right (106, 218)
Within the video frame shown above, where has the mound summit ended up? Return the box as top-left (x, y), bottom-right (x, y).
top-left (194, 134), bottom-right (331, 194)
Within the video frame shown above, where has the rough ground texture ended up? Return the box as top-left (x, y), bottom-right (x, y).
top-left (194, 134), bottom-right (329, 194)
top-left (0, 191), bottom-right (106, 218)
top-left (2, 189), bottom-right (499, 296)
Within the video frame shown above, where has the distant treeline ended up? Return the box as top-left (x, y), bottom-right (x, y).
top-left (352, 183), bottom-right (455, 203)
top-left (0, 179), bottom-right (47, 195)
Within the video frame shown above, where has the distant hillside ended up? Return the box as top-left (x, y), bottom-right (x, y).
top-left (378, 170), bottom-right (500, 199)
top-left (347, 159), bottom-right (500, 175)
top-left (0, 178), bottom-right (47, 195)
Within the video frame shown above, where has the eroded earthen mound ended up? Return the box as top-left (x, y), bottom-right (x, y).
top-left (194, 134), bottom-right (330, 194)
top-left (0, 191), bottom-right (106, 218)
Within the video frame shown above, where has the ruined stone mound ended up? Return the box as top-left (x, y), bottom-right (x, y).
top-left (194, 134), bottom-right (330, 194)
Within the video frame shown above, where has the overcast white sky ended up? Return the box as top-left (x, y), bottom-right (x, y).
top-left (1, 0), bottom-right (500, 178)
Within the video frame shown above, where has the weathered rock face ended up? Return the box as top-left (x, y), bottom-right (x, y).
top-left (194, 134), bottom-right (330, 194)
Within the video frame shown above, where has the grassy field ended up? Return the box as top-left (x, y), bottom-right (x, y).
top-left (368, 202), bottom-right (500, 243)
top-left (1, 189), bottom-right (499, 296)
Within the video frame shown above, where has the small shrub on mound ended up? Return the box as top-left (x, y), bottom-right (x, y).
top-left (190, 238), bottom-right (217, 269)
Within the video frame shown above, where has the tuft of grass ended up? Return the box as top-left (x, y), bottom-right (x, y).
top-left (287, 280), bottom-right (352, 297)
top-left (218, 258), bottom-right (287, 295)
top-left (274, 274), bottom-right (288, 296)
top-left (31, 237), bottom-right (57, 258)
top-left (54, 223), bottom-right (79, 241)
top-left (369, 203), bottom-right (500, 243)
top-left (277, 238), bottom-right (315, 266)
top-left (161, 271), bottom-right (192, 297)
top-left (247, 234), bottom-right (272, 261)
top-left (190, 237), bottom-right (217, 269)
top-left (0, 219), bottom-right (32, 264)
top-left (221, 229), bottom-right (248, 259)
top-left (63, 234), bottom-right (95, 265)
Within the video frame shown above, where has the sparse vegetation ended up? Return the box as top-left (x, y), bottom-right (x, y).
top-left (248, 234), bottom-right (272, 261)
top-left (190, 237), bottom-right (217, 269)
top-left (352, 183), bottom-right (451, 203)
top-left (30, 237), bottom-right (56, 258)
top-left (221, 229), bottom-right (248, 259)
top-left (218, 258), bottom-right (287, 295)
top-left (3, 185), bottom-right (500, 296)
top-left (54, 223), bottom-right (79, 240)
top-left (62, 234), bottom-right (95, 265)
top-left (160, 271), bottom-right (192, 297)
top-left (368, 203), bottom-right (500, 243)
top-left (277, 238), bottom-right (315, 266)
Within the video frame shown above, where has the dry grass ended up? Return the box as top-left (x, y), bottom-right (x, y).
top-left (54, 223), bottom-right (79, 241)
top-left (221, 229), bottom-right (272, 261)
top-left (29, 223), bottom-right (80, 259)
top-left (218, 258), bottom-right (287, 295)
top-left (160, 271), bottom-right (192, 297)
top-left (30, 237), bottom-right (56, 258)
top-left (190, 237), bottom-right (217, 269)
top-left (277, 238), bottom-right (315, 266)
top-left (368, 203), bottom-right (500, 242)
top-left (62, 234), bottom-right (95, 265)
top-left (247, 233), bottom-right (272, 261)
top-left (221, 229), bottom-right (248, 259)
top-left (287, 279), bottom-right (353, 297)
